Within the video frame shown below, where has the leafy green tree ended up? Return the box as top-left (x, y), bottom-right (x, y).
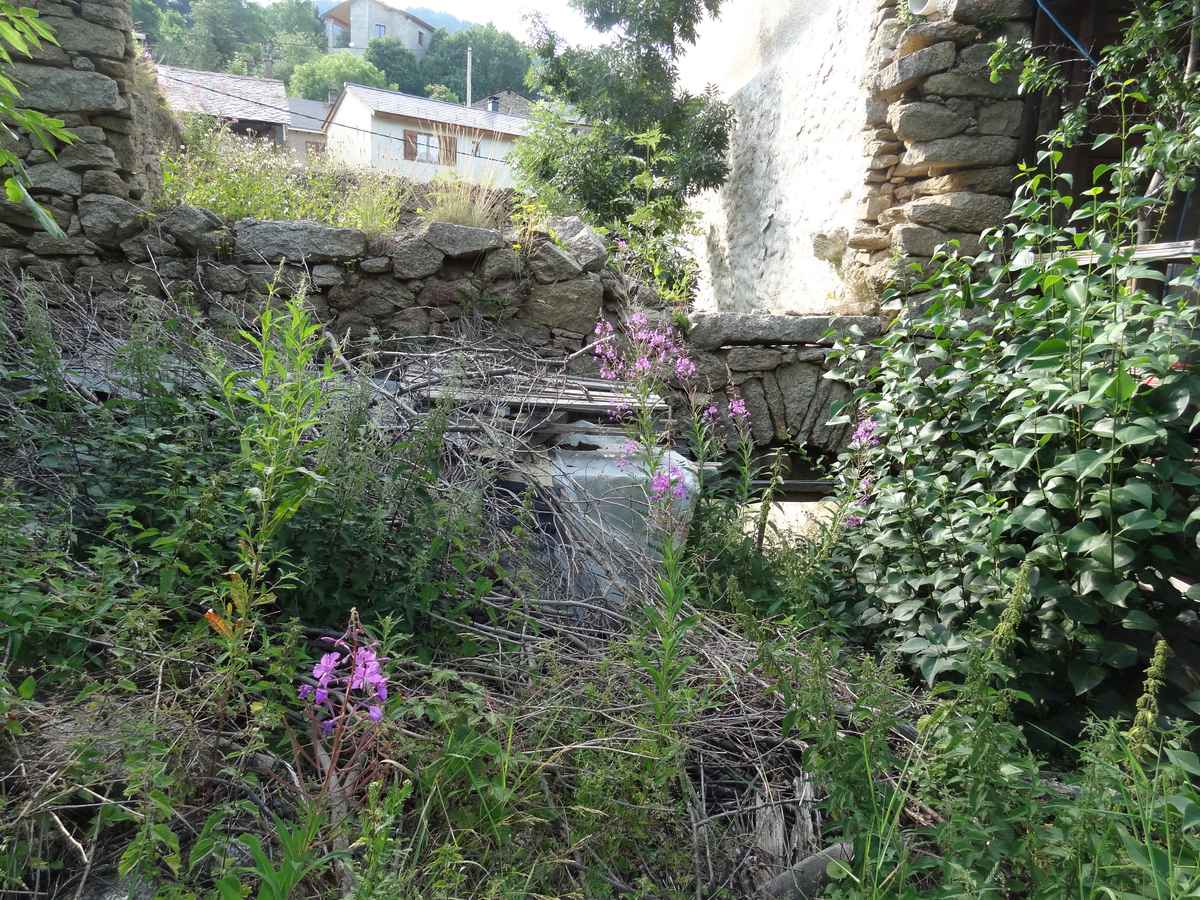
top-left (423, 82), bottom-right (458, 104)
top-left (419, 24), bottom-right (530, 103)
top-left (289, 51), bottom-right (387, 101)
top-left (522, 0), bottom-right (732, 222)
top-left (268, 31), bottom-right (322, 84)
top-left (264, 0), bottom-right (322, 44)
top-left (180, 0), bottom-right (267, 71)
top-left (365, 37), bottom-right (422, 94)
top-left (0, 2), bottom-right (74, 235)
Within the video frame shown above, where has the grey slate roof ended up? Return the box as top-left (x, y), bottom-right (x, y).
top-left (156, 65), bottom-right (290, 126)
top-left (470, 90), bottom-right (533, 118)
top-left (287, 97), bottom-right (331, 133)
top-left (340, 83), bottom-right (531, 136)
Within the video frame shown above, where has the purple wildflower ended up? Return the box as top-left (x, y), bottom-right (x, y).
top-left (320, 718), bottom-right (335, 736)
top-left (650, 465), bottom-right (688, 502)
top-left (313, 652), bottom-right (340, 684)
top-left (368, 705), bottom-right (383, 722)
top-left (298, 684), bottom-right (314, 700)
top-left (728, 397), bottom-right (749, 423)
top-left (851, 417), bottom-right (880, 449)
top-left (314, 688), bottom-right (328, 705)
top-left (845, 514), bottom-right (865, 528)
top-left (703, 404), bottom-right (719, 424)
top-left (674, 357), bottom-right (698, 380)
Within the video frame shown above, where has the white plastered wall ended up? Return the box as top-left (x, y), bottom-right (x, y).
top-left (678, 0), bottom-right (875, 313)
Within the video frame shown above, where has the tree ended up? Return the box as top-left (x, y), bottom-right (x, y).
top-left (289, 51), bottom-right (388, 101)
top-left (521, 0), bottom-right (732, 223)
top-left (365, 37), bottom-right (422, 94)
top-left (423, 83), bottom-right (458, 104)
top-left (264, 0), bottom-right (322, 44)
top-left (419, 24), bottom-right (531, 103)
top-left (179, 0), bottom-right (267, 71)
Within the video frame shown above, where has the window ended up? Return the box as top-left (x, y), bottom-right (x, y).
top-left (415, 132), bottom-right (438, 163)
top-left (417, 30), bottom-right (423, 46)
top-left (374, 23), bottom-right (385, 37)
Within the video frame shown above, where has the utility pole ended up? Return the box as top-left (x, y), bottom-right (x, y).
top-left (466, 45), bottom-right (472, 106)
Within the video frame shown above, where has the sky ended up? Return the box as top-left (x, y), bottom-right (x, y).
top-left (413, 0), bottom-right (601, 47)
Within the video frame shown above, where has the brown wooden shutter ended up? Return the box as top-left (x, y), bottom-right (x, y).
top-left (403, 130), bottom-right (417, 161)
top-left (441, 135), bottom-right (457, 165)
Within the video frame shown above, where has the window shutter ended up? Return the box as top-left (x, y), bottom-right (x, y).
top-left (442, 135), bottom-right (457, 165)
top-left (403, 130), bottom-right (417, 161)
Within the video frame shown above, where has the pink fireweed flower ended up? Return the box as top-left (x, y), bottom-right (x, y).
top-left (728, 397), bottom-right (750, 423)
top-left (703, 404), bottom-right (719, 424)
top-left (851, 416), bottom-right (880, 449)
top-left (650, 465), bottom-right (688, 502)
top-left (368, 705), bottom-right (383, 722)
top-left (674, 356), bottom-right (698, 380)
top-left (314, 688), bottom-right (328, 705)
top-left (845, 514), bottom-right (865, 528)
top-left (313, 652), bottom-right (340, 684)
top-left (298, 684), bottom-right (314, 701)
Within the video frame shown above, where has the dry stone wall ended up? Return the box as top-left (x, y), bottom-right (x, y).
top-left (847, 0), bottom-right (1032, 306)
top-left (0, 0), bottom-right (176, 267)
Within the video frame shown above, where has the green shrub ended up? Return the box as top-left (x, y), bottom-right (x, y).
top-left (159, 117), bottom-right (413, 232)
top-left (825, 57), bottom-right (1200, 723)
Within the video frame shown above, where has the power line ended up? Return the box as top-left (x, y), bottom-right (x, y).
top-left (156, 71), bottom-right (524, 166)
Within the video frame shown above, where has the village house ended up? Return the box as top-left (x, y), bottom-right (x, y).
top-left (323, 83), bottom-right (530, 186)
top-left (156, 65), bottom-right (290, 145)
top-left (319, 0), bottom-right (433, 57)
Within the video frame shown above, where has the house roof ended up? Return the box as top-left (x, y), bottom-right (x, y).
top-left (332, 83), bottom-right (532, 136)
top-left (287, 97), bottom-right (331, 133)
top-left (320, 0), bottom-right (433, 31)
top-left (156, 65), bottom-right (290, 126)
top-left (470, 90), bottom-right (533, 117)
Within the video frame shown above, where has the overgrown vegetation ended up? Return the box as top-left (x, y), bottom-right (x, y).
top-left (158, 117), bottom-right (415, 232)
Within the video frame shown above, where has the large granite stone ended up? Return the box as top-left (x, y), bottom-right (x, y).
top-left (528, 240), bottom-right (583, 283)
top-left (876, 41), bottom-right (955, 95)
top-left (40, 14), bottom-right (126, 59)
top-left (949, 0), bottom-right (1033, 24)
top-left (418, 221), bottom-right (503, 258)
top-left (26, 162), bottom-right (81, 196)
top-left (160, 204), bottom-right (226, 253)
top-left (686, 314), bottom-right (882, 350)
top-left (77, 194), bottom-right (142, 246)
top-left (548, 215), bottom-right (608, 272)
top-left (370, 235), bottom-right (443, 278)
top-left (978, 100), bottom-right (1024, 136)
top-left (911, 166), bottom-right (1018, 197)
top-left (524, 273), bottom-right (603, 335)
top-left (898, 135), bottom-right (1018, 174)
top-left (896, 20), bottom-right (982, 56)
top-left (234, 219), bottom-right (366, 262)
top-left (10, 64), bottom-right (122, 113)
top-left (891, 223), bottom-right (982, 257)
top-left (887, 101), bottom-right (970, 142)
top-left (903, 191), bottom-right (1012, 232)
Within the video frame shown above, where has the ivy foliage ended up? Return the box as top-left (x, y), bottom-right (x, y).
top-left (827, 13), bottom-right (1200, 727)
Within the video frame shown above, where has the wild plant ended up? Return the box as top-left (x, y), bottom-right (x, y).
top-left (417, 171), bottom-right (510, 230)
top-left (215, 808), bottom-right (344, 900)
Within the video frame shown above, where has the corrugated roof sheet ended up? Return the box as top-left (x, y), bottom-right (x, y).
top-left (288, 97), bottom-right (331, 133)
top-left (157, 65), bottom-right (290, 126)
top-left (342, 83), bottom-right (531, 136)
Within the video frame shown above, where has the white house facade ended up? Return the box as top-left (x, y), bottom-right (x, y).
top-left (320, 0), bottom-right (433, 57)
top-left (323, 84), bottom-right (530, 186)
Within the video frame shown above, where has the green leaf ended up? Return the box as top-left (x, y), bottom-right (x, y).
top-left (1068, 659), bottom-right (1106, 695)
top-left (991, 447), bottom-right (1037, 471)
top-left (17, 676), bottom-right (34, 699)
top-left (1166, 749), bottom-right (1200, 777)
top-left (4, 177), bottom-right (65, 238)
top-left (1122, 609), bottom-right (1158, 631)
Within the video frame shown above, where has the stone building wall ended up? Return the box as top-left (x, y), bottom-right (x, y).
top-left (680, 0), bottom-right (1033, 315)
top-left (0, 0), bottom-right (177, 268)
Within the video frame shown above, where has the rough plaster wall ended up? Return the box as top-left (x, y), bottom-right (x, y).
top-left (679, 0), bottom-right (875, 314)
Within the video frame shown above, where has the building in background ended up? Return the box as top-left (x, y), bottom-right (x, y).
top-left (320, 0), bottom-right (433, 57)
top-left (470, 91), bottom-right (533, 117)
top-left (156, 65), bottom-right (291, 144)
top-left (323, 83), bottom-right (529, 185)
top-left (286, 97), bottom-right (331, 159)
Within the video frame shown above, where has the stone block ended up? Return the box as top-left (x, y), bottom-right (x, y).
top-left (903, 191), bottom-right (1011, 232)
top-left (26, 162), bottom-right (81, 196)
top-left (898, 134), bottom-right (1018, 174)
top-left (891, 223), bottom-right (981, 257)
top-left (11, 63), bottom-right (122, 113)
top-left (204, 264), bottom-right (246, 293)
top-left (725, 347), bottom-right (784, 371)
top-left (923, 67), bottom-right (1019, 99)
top-left (978, 100), bottom-right (1024, 136)
top-left (160, 204), bottom-right (226, 253)
top-left (81, 0), bottom-right (133, 32)
top-left (849, 225), bottom-right (892, 251)
top-left (528, 240), bottom-right (583, 283)
top-left (896, 20), bottom-right (982, 57)
top-left (911, 165), bottom-right (1018, 196)
top-left (82, 170), bottom-right (130, 197)
top-left (887, 101), bottom-right (970, 142)
top-left (687, 314), bottom-right (882, 350)
top-left (234, 219), bottom-right (366, 263)
top-left (738, 379), bottom-right (776, 445)
top-left (311, 264), bottom-right (344, 287)
top-left (370, 235), bottom-right (442, 278)
top-left (481, 246), bottom-right (521, 282)
top-left (547, 215), bottom-right (608, 272)
top-left (25, 234), bottom-right (99, 255)
top-left (57, 142), bottom-right (119, 171)
top-left (418, 221), bottom-right (503, 258)
top-left (948, 0), bottom-right (1033, 24)
top-left (77, 194), bottom-right (142, 246)
top-left (358, 256), bottom-right (391, 274)
top-left (524, 273), bottom-right (603, 335)
top-left (40, 14), bottom-right (126, 59)
top-left (876, 41), bottom-right (955, 95)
